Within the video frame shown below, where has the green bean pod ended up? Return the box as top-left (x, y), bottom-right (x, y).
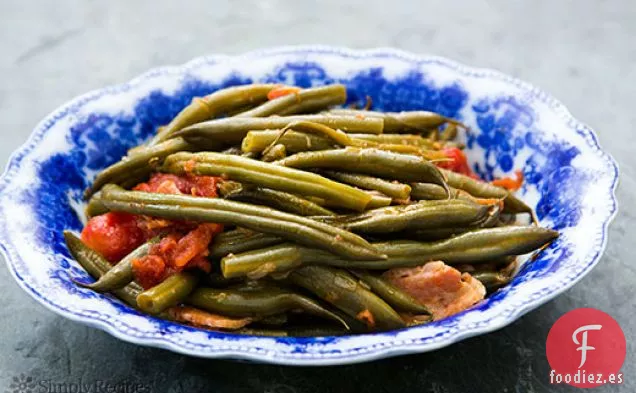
top-left (209, 229), bottom-right (283, 259)
top-left (64, 231), bottom-right (141, 307)
top-left (86, 137), bottom-right (195, 197)
top-left (162, 152), bottom-right (373, 211)
top-left (85, 193), bottom-right (109, 218)
top-left (242, 130), bottom-right (335, 154)
top-left (326, 109), bottom-right (464, 133)
top-left (440, 169), bottom-right (533, 216)
top-left (173, 115), bottom-right (385, 147)
top-left (99, 185), bottom-right (383, 260)
top-left (288, 266), bottom-right (405, 331)
top-left (471, 271), bottom-right (512, 292)
top-left (218, 181), bottom-right (336, 216)
top-left (221, 226), bottom-right (558, 276)
top-left (76, 238), bottom-right (158, 292)
top-left (137, 272), bottom-right (199, 314)
top-left (323, 171), bottom-right (412, 200)
top-left (331, 200), bottom-right (491, 234)
top-left (186, 287), bottom-right (349, 329)
top-left (276, 148), bottom-right (449, 195)
top-left (351, 270), bottom-right (430, 314)
top-left (237, 84), bottom-right (347, 117)
top-left (151, 83), bottom-right (279, 145)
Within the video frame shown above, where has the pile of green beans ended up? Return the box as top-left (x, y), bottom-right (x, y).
top-left (69, 83), bottom-right (558, 336)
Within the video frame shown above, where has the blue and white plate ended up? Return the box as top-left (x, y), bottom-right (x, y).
top-left (0, 46), bottom-right (618, 365)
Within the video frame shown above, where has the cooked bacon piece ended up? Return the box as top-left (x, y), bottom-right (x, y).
top-left (383, 261), bottom-right (486, 320)
top-left (167, 306), bottom-right (253, 330)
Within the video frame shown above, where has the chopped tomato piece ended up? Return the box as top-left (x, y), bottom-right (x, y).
top-left (383, 261), bottom-right (486, 320)
top-left (132, 255), bottom-right (167, 289)
top-left (267, 86), bottom-right (301, 100)
top-left (81, 212), bottom-right (145, 263)
top-left (435, 147), bottom-right (476, 178)
top-left (491, 169), bottom-right (524, 191)
top-left (173, 223), bottom-right (223, 268)
top-left (134, 173), bottom-right (219, 198)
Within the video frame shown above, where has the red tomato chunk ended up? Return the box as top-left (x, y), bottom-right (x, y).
top-left (81, 212), bottom-right (145, 263)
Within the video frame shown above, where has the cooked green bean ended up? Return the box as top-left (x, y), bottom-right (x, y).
top-left (349, 133), bottom-right (439, 147)
top-left (76, 238), bottom-right (158, 292)
top-left (100, 185), bottom-right (382, 260)
top-left (351, 270), bottom-right (430, 314)
top-left (137, 272), bottom-right (199, 314)
top-left (471, 271), bottom-right (512, 292)
top-left (162, 151), bottom-right (373, 211)
top-left (269, 120), bottom-right (355, 148)
top-left (288, 266), bottom-right (405, 331)
top-left (172, 115), bottom-right (385, 147)
top-left (327, 109), bottom-right (464, 133)
top-left (323, 171), bottom-right (412, 200)
top-left (261, 144), bottom-right (287, 162)
top-left (410, 182), bottom-right (458, 200)
top-left (151, 83), bottom-right (279, 145)
top-left (328, 200), bottom-right (491, 234)
top-left (218, 181), bottom-right (336, 217)
top-left (441, 123), bottom-right (458, 141)
top-left (242, 130), bottom-right (335, 153)
top-left (221, 226), bottom-right (558, 276)
top-left (276, 148), bottom-right (449, 195)
top-left (85, 193), bottom-right (109, 217)
top-left (210, 229), bottom-right (283, 259)
top-left (237, 84), bottom-right (347, 117)
top-left (407, 202), bottom-right (501, 241)
top-left (440, 169), bottom-right (533, 216)
top-left (186, 287), bottom-right (349, 329)
top-left (86, 137), bottom-right (195, 198)
top-left (64, 231), bottom-right (141, 307)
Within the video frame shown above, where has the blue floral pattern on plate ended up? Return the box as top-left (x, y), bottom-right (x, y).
top-left (0, 47), bottom-right (618, 365)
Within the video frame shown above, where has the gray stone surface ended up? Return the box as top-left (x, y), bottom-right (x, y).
top-left (0, 1), bottom-right (633, 392)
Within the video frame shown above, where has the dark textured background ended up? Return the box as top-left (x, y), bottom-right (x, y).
top-left (0, 1), bottom-right (633, 392)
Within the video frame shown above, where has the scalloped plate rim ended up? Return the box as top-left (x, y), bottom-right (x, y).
top-left (0, 45), bottom-right (619, 365)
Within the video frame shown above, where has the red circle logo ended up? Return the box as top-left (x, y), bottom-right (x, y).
top-left (546, 308), bottom-right (626, 388)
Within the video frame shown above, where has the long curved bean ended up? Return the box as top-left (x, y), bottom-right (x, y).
top-left (326, 109), bottom-right (464, 133)
top-left (220, 226), bottom-right (558, 277)
top-left (218, 181), bottom-right (336, 216)
top-left (276, 148), bottom-right (449, 195)
top-left (64, 231), bottom-right (141, 307)
top-left (151, 84), bottom-right (279, 145)
top-left (328, 200), bottom-right (491, 234)
top-left (99, 185), bottom-right (383, 260)
top-left (440, 169), bottom-right (533, 216)
top-left (162, 152), bottom-right (373, 211)
top-left (237, 84), bottom-right (346, 117)
top-left (322, 171), bottom-right (412, 200)
top-left (186, 287), bottom-right (349, 329)
top-left (76, 238), bottom-right (158, 292)
top-left (288, 266), bottom-right (405, 331)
